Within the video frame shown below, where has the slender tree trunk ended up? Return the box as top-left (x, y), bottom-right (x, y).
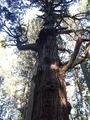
top-left (25, 80), bottom-right (35, 120)
top-left (74, 70), bottom-right (88, 120)
top-left (25, 31), bottom-right (70, 120)
top-left (81, 62), bottom-right (90, 91)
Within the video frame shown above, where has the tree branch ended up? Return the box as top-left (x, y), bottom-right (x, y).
top-left (58, 47), bottom-right (71, 54)
top-left (58, 28), bottom-right (90, 35)
top-left (72, 43), bottom-right (90, 67)
top-left (2, 27), bottom-right (15, 38)
top-left (17, 42), bottom-right (39, 52)
top-left (53, 1), bottom-right (62, 9)
top-left (62, 35), bottom-right (83, 72)
top-left (3, 23), bottom-right (15, 37)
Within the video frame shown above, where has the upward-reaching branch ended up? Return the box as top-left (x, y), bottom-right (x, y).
top-left (62, 35), bottom-right (83, 72)
top-left (72, 43), bottom-right (90, 67)
top-left (2, 24), bottom-right (15, 37)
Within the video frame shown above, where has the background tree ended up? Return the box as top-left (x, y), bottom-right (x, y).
top-left (0, 16), bottom-right (43, 119)
top-left (0, 1), bottom-right (42, 117)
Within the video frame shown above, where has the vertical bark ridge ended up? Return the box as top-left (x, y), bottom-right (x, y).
top-left (30, 32), bottom-right (70, 120)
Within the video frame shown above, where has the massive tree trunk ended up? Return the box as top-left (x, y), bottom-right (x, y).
top-left (25, 29), bottom-right (70, 120)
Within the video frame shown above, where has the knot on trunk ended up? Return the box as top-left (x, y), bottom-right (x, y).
top-left (45, 84), bottom-right (56, 91)
top-left (37, 65), bottom-right (43, 74)
top-left (44, 79), bottom-right (58, 91)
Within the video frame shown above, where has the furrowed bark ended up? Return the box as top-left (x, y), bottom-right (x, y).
top-left (28, 32), bottom-right (70, 120)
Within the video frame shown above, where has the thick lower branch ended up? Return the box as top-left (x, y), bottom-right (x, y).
top-left (17, 43), bottom-right (39, 52)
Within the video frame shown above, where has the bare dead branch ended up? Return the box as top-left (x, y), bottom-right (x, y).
top-left (53, 1), bottom-right (62, 9)
top-left (53, 0), bottom-right (73, 9)
top-left (64, 12), bottom-right (90, 21)
top-left (82, 38), bottom-right (90, 42)
top-left (58, 47), bottom-right (71, 54)
top-left (37, 15), bottom-right (45, 19)
top-left (72, 12), bottom-right (90, 20)
top-left (2, 28), bottom-right (14, 38)
top-left (56, 26), bottom-right (68, 30)
top-left (2, 25), bottom-right (15, 38)
top-left (63, 19), bottom-right (72, 28)
top-left (4, 22), bottom-right (16, 36)
top-left (58, 28), bottom-right (90, 35)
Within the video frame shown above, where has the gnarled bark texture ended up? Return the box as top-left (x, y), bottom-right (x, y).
top-left (25, 29), bottom-right (70, 120)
